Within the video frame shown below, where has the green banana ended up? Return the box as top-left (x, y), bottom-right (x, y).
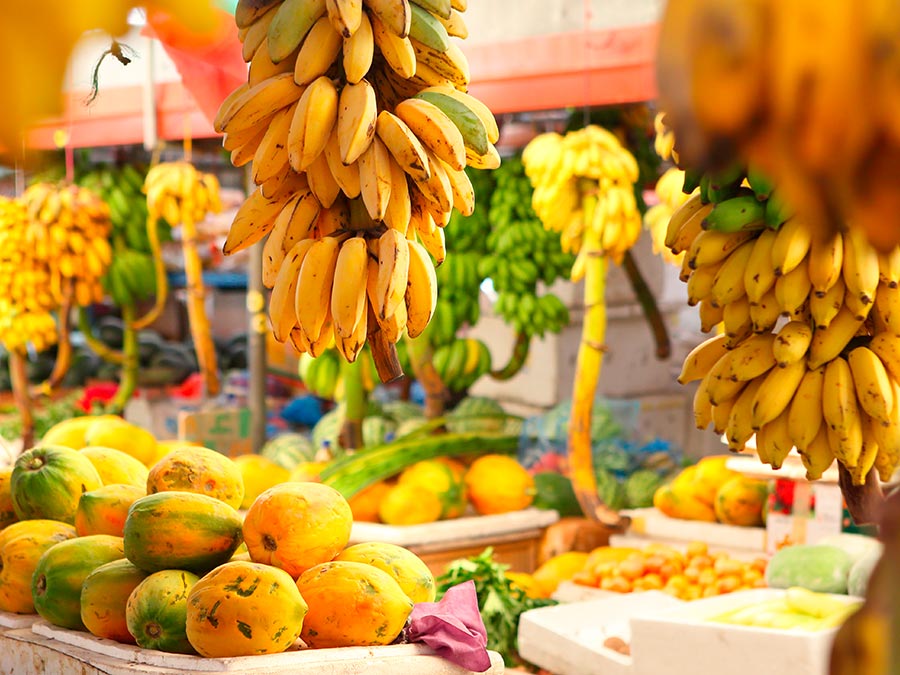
top-left (764, 189), bottom-right (794, 229)
top-left (702, 192), bottom-right (767, 233)
top-left (410, 0), bottom-right (451, 19)
top-left (705, 162), bottom-right (746, 203)
top-left (267, 0), bottom-right (326, 63)
top-left (414, 91), bottom-right (489, 156)
top-left (409, 3), bottom-right (450, 52)
top-left (746, 165), bottom-right (775, 201)
top-left (682, 167), bottom-right (703, 194)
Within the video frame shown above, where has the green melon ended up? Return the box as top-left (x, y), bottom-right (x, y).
top-left (532, 472), bottom-right (582, 517)
top-left (446, 397), bottom-right (506, 433)
top-left (260, 433), bottom-right (316, 471)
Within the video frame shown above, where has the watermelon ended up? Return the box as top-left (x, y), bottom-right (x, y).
top-left (624, 470), bottom-right (665, 509)
top-left (446, 397), bottom-right (506, 433)
top-left (363, 416), bottom-right (397, 446)
top-left (312, 402), bottom-right (385, 452)
top-left (595, 468), bottom-right (626, 511)
top-left (260, 433), bottom-right (315, 471)
top-left (382, 401), bottom-right (425, 423)
top-left (532, 472), bottom-right (582, 517)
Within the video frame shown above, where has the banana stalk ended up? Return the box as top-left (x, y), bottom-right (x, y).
top-left (406, 335), bottom-right (450, 418)
top-left (490, 330), bottom-right (530, 381)
top-left (338, 356), bottom-right (366, 451)
top-left (837, 462), bottom-right (884, 526)
top-left (181, 211), bottom-right (220, 397)
top-left (35, 287), bottom-right (74, 395)
top-left (77, 307), bottom-right (124, 365)
top-left (108, 303), bottom-right (139, 415)
top-left (132, 212), bottom-right (168, 330)
top-left (622, 250), bottom-right (671, 360)
top-left (9, 350), bottom-right (33, 449)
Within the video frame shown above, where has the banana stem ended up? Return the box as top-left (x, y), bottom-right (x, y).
top-left (181, 212), bottom-right (220, 397)
top-left (837, 463), bottom-right (884, 526)
top-left (77, 307), bottom-right (124, 365)
top-left (490, 330), bottom-right (530, 381)
top-left (622, 250), bottom-right (671, 360)
top-left (339, 357), bottom-right (366, 451)
top-left (9, 350), bottom-right (34, 449)
top-left (406, 335), bottom-right (449, 419)
top-left (36, 284), bottom-right (74, 395)
top-left (132, 213), bottom-right (168, 330)
top-left (109, 303), bottom-right (139, 415)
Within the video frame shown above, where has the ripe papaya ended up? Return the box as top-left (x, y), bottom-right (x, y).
top-left (146, 446), bottom-right (244, 509)
top-left (75, 483), bottom-right (146, 537)
top-left (335, 542), bottom-right (436, 603)
top-left (80, 559), bottom-right (148, 643)
top-left (0, 529), bottom-right (77, 613)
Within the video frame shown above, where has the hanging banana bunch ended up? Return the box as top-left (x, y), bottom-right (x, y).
top-left (522, 124), bottom-right (642, 522)
top-left (659, 117), bottom-right (900, 487)
top-left (644, 166), bottom-right (691, 266)
top-left (140, 161), bottom-right (224, 397)
top-left (217, 0), bottom-right (499, 380)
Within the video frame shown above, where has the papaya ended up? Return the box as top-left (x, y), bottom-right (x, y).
top-left (242, 482), bottom-right (352, 578)
top-left (398, 459), bottom-right (467, 519)
top-left (124, 492), bottom-right (243, 574)
top-left (41, 414), bottom-right (121, 449)
top-left (186, 561), bottom-right (308, 657)
top-left (335, 542), bottom-right (436, 603)
top-left (146, 446), bottom-right (244, 509)
top-left (75, 484), bottom-right (146, 537)
top-left (233, 454), bottom-right (290, 510)
top-left (32, 534), bottom-right (125, 630)
top-left (126, 569), bottom-right (200, 654)
top-left (79, 446), bottom-right (150, 488)
top-left (84, 418), bottom-right (158, 467)
top-left (296, 561), bottom-right (413, 648)
top-left (147, 440), bottom-right (202, 468)
top-left (10, 445), bottom-right (103, 524)
top-left (347, 481), bottom-right (392, 522)
top-left (465, 454), bottom-right (535, 515)
top-left (713, 476), bottom-right (769, 526)
top-left (0, 529), bottom-right (77, 613)
top-left (532, 551), bottom-right (590, 597)
top-left (0, 467), bottom-right (17, 529)
top-left (653, 483), bottom-right (717, 522)
top-left (691, 456), bottom-right (740, 506)
top-left (0, 519), bottom-right (76, 550)
top-left (80, 559), bottom-right (148, 643)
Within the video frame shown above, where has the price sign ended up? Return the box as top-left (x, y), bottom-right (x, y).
top-left (177, 407), bottom-right (251, 458)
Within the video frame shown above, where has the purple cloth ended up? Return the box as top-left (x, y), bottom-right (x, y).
top-left (407, 581), bottom-right (492, 673)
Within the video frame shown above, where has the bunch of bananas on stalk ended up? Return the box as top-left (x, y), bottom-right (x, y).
top-left (521, 125), bottom-right (642, 271)
top-left (479, 156), bottom-right (573, 338)
top-left (656, 0), bottom-right (900, 252)
top-left (298, 347), bottom-right (377, 399)
top-left (668, 159), bottom-right (900, 486)
top-left (432, 336), bottom-right (490, 392)
top-left (218, 0), bottom-right (498, 369)
top-left (644, 166), bottom-right (689, 266)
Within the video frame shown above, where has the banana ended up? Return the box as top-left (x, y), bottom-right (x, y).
top-left (295, 235), bottom-right (342, 343)
top-left (230, 125), bottom-right (269, 167)
top-left (409, 2), bottom-right (450, 52)
top-left (358, 137), bottom-right (393, 221)
top-left (370, 12), bottom-right (416, 78)
top-left (337, 79), bottom-right (377, 164)
top-left (324, 128), bottom-right (362, 198)
top-left (808, 305), bottom-right (866, 369)
top-left (686, 260), bottom-right (721, 306)
top-left (849, 415), bottom-right (880, 486)
top-left (698, 297), bottom-right (724, 333)
top-left (750, 357), bottom-right (807, 430)
top-left (267, 0), bottom-right (327, 63)
top-left (224, 186), bottom-right (293, 255)
top-left (383, 155), bottom-right (412, 233)
top-left (342, 10), bottom-right (374, 83)
top-left (848, 346), bottom-right (894, 424)
top-left (873, 282), bottom-right (900, 334)
top-left (710, 238), bottom-right (753, 306)
top-left (417, 87), bottom-right (497, 144)
top-left (269, 239), bottom-right (316, 342)
top-left (797, 426), bottom-right (834, 480)
top-left (770, 216), bottom-right (812, 276)
top-left (307, 309), bottom-right (335, 357)
top-left (723, 296), bottom-right (752, 346)
top-left (678, 333), bottom-right (729, 384)
top-left (869, 332), bottom-right (900, 382)
top-left (664, 191), bottom-right (707, 248)
top-left (711, 395), bottom-right (737, 436)
top-left (294, 15), bottom-right (343, 85)
top-left (450, 0), bottom-right (465, 10)
top-left (331, 236), bottom-right (369, 339)
top-left (236, 0), bottom-right (282, 28)
top-left (414, 90), bottom-right (489, 157)
top-left (726, 377), bottom-right (766, 451)
top-left (335, 295), bottom-right (368, 362)
top-left (774, 259), bottom-right (812, 316)
top-left (436, 9), bottom-right (467, 38)
top-left (326, 0), bottom-right (363, 37)
top-left (871, 383), bottom-right (900, 481)
top-left (687, 229), bottom-right (755, 269)
top-left (413, 208), bottom-right (446, 264)
top-left (743, 228), bottom-right (778, 303)
top-left (317, 199), bottom-right (351, 237)
top-left (411, 40), bottom-right (469, 88)
top-left (411, 0), bottom-right (451, 18)
top-left (844, 284), bottom-right (874, 321)
top-left (241, 5), bottom-right (279, 61)
top-left (364, 0), bottom-right (411, 37)
top-left (306, 152), bottom-right (342, 207)
top-left (693, 369), bottom-right (715, 430)
top-left (773, 321), bottom-right (813, 367)
top-left (404, 238), bottom-right (438, 338)
top-left (414, 147), bottom-right (453, 213)
top-left (842, 226), bottom-right (880, 306)
top-left (788, 365), bottom-right (825, 450)
top-left (757, 408), bottom-right (794, 469)
top-left (262, 192), bottom-right (302, 288)
top-left (809, 275), bottom-right (845, 328)
top-left (395, 97), bottom-right (465, 171)
top-left (218, 73), bottom-right (304, 136)
top-left (702, 193), bottom-right (766, 233)
top-left (808, 231), bottom-right (843, 295)
top-left (444, 161), bottom-right (475, 216)
top-left (878, 247), bottom-right (900, 288)
top-left (375, 228), bottom-right (410, 318)
top-left (288, 75), bottom-right (339, 172)
top-left (376, 110), bottom-right (431, 182)
top-left (252, 103), bottom-right (295, 185)
top-left (822, 356), bottom-right (863, 468)
top-left (368, 256), bottom-right (407, 343)
top-left (465, 143), bottom-right (501, 170)
top-left (704, 351), bottom-right (746, 406)
top-left (722, 332), bottom-right (777, 382)
top-left (249, 40), bottom-right (297, 87)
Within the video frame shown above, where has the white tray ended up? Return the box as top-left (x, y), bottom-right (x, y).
top-left (518, 591), bottom-right (685, 675)
top-left (0, 610), bottom-right (38, 630)
top-left (350, 508), bottom-right (559, 548)
top-left (630, 589), bottom-right (858, 675)
top-left (619, 508), bottom-right (767, 553)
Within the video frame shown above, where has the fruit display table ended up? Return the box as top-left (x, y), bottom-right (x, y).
top-left (350, 509), bottom-right (560, 575)
top-left (0, 618), bottom-right (505, 675)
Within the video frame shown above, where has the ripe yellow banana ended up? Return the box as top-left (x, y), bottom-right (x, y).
top-left (678, 333), bottom-right (729, 384)
top-left (413, 209), bottom-right (446, 264)
top-left (726, 377), bottom-right (766, 451)
top-left (376, 110), bottom-right (431, 182)
top-left (808, 305), bottom-right (866, 369)
top-left (757, 408), bottom-right (794, 469)
top-left (370, 12), bottom-right (416, 77)
top-left (664, 191), bottom-right (706, 249)
top-left (711, 396), bottom-right (737, 437)
top-left (743, 228), bottom-right (778, 304)
top-left (704, 351), bottom-right (746, 406)
top-left (342, 9), bottom-right (374, 83)
top-left (294, 15), bottom-right (343, 85)
top-left (367, 256), bottom-right (408, 343)
top-left (848, 346), bottom-right (894, 424)
top-left (723, 332), bottom-right (777, 382)
top-left (871, 385), bottom-right (900, 481)
top-left (822, 356), bottom-right (864, 468)
top-left (419, 84), bottom-right (499, 144)
top-left (809, 275), bottom-right (845, 328)
top-left (436, 9), bottom-right (467, 39)
top-left (788, 365), bottom-right (825, 450)
top-left (324, 128), bottom-right (362, 198)
top-left (375, 228), bottom-right (410, 318)
top-left (698, 297), bottom-right (724, 333)
top-left (849, 414), bottom-right (881, 486)
top-left (878, 247), bottom-right (900, 288)
top-left (296, 235), bottom-right (342, 343)
top-left (686, 261), bottom-right (721, 306)
top-left (868, 332), bottom-right (900, 382)
top-left (465, 143), bottom-right (501, 171)
top-left (873, 282), bottom-right (900, 334)
top-left (444, 161), bottom-right (475, 216)
top-left (414, 147), bottom-right (453, 213)
top-left (693, 369), bottom-right (715, 430)
top-left (326, 0), bottom-right (363, 37)
top-left (224, 187), bottom-right (293, 255)
top-left (774, 260), bottom-right (812, 316)
top-left (723, 296), bottom-right (752, 346)
top-left (842, 226), bottom-right (880, 306)
top-left (241, 5), bottom-right (279, 61)
top-left (249, 40), bottom-right (297, 87)
top-left (770, 217), bottom-right (812, 276)
top-left (317, 199), bottom-right (351, 237)
top-left (263, 187), bottom-right (321, 287)
top-left (269, 239), bottom-right (316, 342)
top-left (288, 75), bottom-right (339, 172)
top-left (404, 241), bottom-right (438, 342)
top-left (364, 0), bottom-right (411, 37)
top-left (218, 73), bottom-right (304, 136)
top-left (844, 284), bottom-right (873, 321)
top-left (358, 137), bottom-right (393, 221)
top-left (808, 231), bottom-right (843, 296)
top-left (687, 229), bottom-right (755, 270)
top-left (411, 39), bottom-right (469, 88)
top-left (710, 238), bottom-right (753, 306)
top-left (395, 97), bottom-right (465, 171)
top-left (773, 321), bottom-right (813, 367)
top-left (335, 297), bottom-right (368, 362)
top-left (383, 155), bottom-right (412, 234)
top-left (797, 426), bottom-right (834, 480)
top-left (306, 152), bottom-right (342, 207)
top-left (230, 125), bottom-right (269, 167)
top-left (750, 357), bottom-right (807, 430)
top-left (236, 0), bottom-right (281, 29)
top-left (262, 192), bottom-right (302, 288)
top-left (337, 79), bottom-right (378, 164)
top-left (331, 236), bottom-right (370, 339)
top-left (252, 103), bottom-right (295, 185)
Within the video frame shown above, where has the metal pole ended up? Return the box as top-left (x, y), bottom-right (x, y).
top-left (245, 169), bottom-right (267, 452)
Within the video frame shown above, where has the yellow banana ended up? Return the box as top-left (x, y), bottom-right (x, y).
top-left (871, 384), bottom-right (900, 481)
top-left (848, 346), bottom-right (894, 424)
top-left (376, 110), bottom-right (431, 182)
top-left (723, 296), bottom-right (752, 346)
top-left (252, 103), bottom-right (295, 185)
top-left (404, 238), bottom-right (437, 338)
top-left (710, 238), bottom-right (753, 306)
top-left (296, 235), bottom-right (342, 343)
top-left (364, 0), bottom-right (411, 37)
top-left (726, 377), bottom-right (766, 451)
top-left (704, 351), bottom-right (746, 406)
top-left (743, 228), bottom-right (778, 304)
top-left (878, 247), bottom-right (900, 288)
top-left (698, 298), bottom-right (724, 333)
top-left (686, 260), bottom-right (722, 306)
top-left (664, 192), bottom-right (707, 249)
top-left (750, 357), bottom-right (807, 429)
top-left (849, 414), bottom-right (881, 486)
top-left (269, 239), bottom-right (316, 342)
top-left (383, 155), bottom-right (412, 234)
top-left (331, 236), bottom-right (370, 339)
top-left (844, 284), bottom-right (873, 321)
top-left (419, 84), bottom-right (499, 144)
top-left (342, 9), bottom-right (374, 83)
top-left (788, 365), bottom-right (825, 450)
top-left (324, 128), bottom-right (362, 198)
top-left (306, 152), bottom-right (342, 207)
top-left (335, 296), bottom-right (368, 363)
top-left (219, 73), bottom-right (304, 136)
top-left (749, 287), bottom-right (781, 333)
top-left (436, 8), bottom-right (467, 38)
top-left (411, 40), bottom-right (469, 88)
top-left (444, 161), bottom-right (475, 216)
top-left (808, 305), bottom-right (866, 369)
top-left (756, 408), bottom-right (794, 469)
top-left (367, 256), bottom-right (407, 343)
top-left (262, 192), bottom-right (303, 288)
top-left (224, 186), bottom-right (293, 255)
top-left (773, 321), bottom-right (813, 368)
top-left (288, 75), bottom-right (339, 172)
top-left (797, 426), bottom-right (834, 480)
top-left (395, 97), bottom-right (465, 171)
top-left (248, 41), bottom-right (298, 87)
top-left (693, 369), bottom-right (715, 430)
top-left (375, 228), bottom-right (410, 319)
top-left (678, 333), bottom-right (729, 385)
top-left (822, 356), bottom-right (863, 468)
top-left (317, 199), bottom-right (351, 237)
top-left (711, 396), bottom-right (737, 437)
top-left (809, 275), bottom-right (845, 329)
top-left (413, 209), bottom-right (446, 264)
top-left (873, 282), bottom-right (900, 334)
top-left (465, 143), bottom-right (501, 170)
top-left (230, 125), bottom-right (269, 167)
top-left (414, 147), bottom-right (453, 213)
top-left (868, 332), bottom-right (900, 382)
top-left (358, 137), bottom-right (393, 221)
top-left (262, 187), bottom-right (321, 288)
top-left (326, 0), bottom-right (363, 37)
top-left (687, 229), bottom-right (755, 270)
top-left (294, 15), bottom-right (343, 85)
top-left (774, 259), bottom-right (812, 316)
top-left (241, 5), bottom-right (279, 61)
top-left (808, 231), bottom-right (843, 296)
top-left (723, 333), bottom-right (777, 383)
top-left (842, 226), bottom-right (880, 306)
top-left (370, 12), bottom-right (416, 77)
top-left (770, 216), bottom-right (812, 276)
top-left (337, 79), bottom-right (377, 164)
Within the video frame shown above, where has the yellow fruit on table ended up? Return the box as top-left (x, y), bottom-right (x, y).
top-left (233, 454), bottom-right (290, 509)
top-left (532, 551), bottom-right (590, 597)
top-left (0, 467), bottom-right (17, 530)
top-left (288, 460), bottom-right (329, 482)
top-left (146, 446), bottom-right (245, 509)
top-left (335, 542), bottom-right (436, 603)
top-left (378, 484), bottom-right (442, 525)
top-left (464, 455), bottom-right (535, 515)
top-left (653, 484), bottom-right (717, 522)
top-left (79, 446), bottom-right (150, 488)
top-left (84, 419), bottom-right (158, 467)
top-left (506, 572), bottom-right (544, 599)
top-left (690, 456), bottom-right (740, 506)
top-left (41, 415), bottom-right (122, 449)
top-left (398, 459), bottom-right (467, 518)
top-left (148, 440), bottom-right (202, 468)
top-left (347, 481), bottom-right (392, 522)
top-left (714, 476), bottom-right (769, 527)
top-left (75, 484), bottom-right (146, 537)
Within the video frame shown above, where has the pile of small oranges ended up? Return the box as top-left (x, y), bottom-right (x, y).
top-left (573, 541), bottom-right (768, 601)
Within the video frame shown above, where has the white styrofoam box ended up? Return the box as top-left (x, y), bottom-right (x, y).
top-left (629, 589), bottom-right (857, 675)
top-left (27, 621), bottom-right (505, 675)
top-left (350, 508), bottom-right (559, 549)
top-left (518, 591), bottom-right (685, 675)
top-left (0, 611), bottom-right (38, 630)
top-left (552, 582), bottom-right (617, 604)
top-left (621, 507), bottom-right (767, 553)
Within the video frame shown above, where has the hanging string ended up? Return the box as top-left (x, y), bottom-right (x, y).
top-left (582, 0), bottom-right (592, 128)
